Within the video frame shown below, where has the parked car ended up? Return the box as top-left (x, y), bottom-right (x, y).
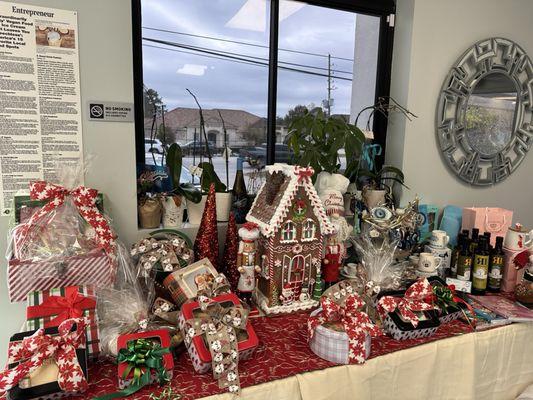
top-left (145, 138), bottom-right (164, 154)
top-left (242, 144), bottom-right (292, 168)
top-left (181, 140), bottom-right (217, 156)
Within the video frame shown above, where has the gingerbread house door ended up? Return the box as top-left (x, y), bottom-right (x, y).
top-left (282, 254), bottom-right (310, 302)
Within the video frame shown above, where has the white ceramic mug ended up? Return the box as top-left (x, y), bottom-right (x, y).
top-left (430, 230), bottom-right (449, 248)
top-left (503, 224), bottom-right (532, 251)
top-left (344, 263), bottom-right (358, 276)
top-left (418, 252), bottom-right (442, 272)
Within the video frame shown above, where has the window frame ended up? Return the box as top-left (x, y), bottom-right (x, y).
top-left (302, 218), bottom-right (316, 241)
top-left (131, 0), bottom-right (395, 170)
top-left (281, 220), bottom-right (297, 243)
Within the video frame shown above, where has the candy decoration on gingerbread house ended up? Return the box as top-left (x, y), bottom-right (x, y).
top-left (246, 164), bottom-right (334, 315)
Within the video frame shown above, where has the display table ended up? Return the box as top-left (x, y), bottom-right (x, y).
top-left (85, 313), bottom-right (533, 400)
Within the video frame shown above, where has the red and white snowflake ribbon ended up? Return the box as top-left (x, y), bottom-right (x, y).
top-left (377, 278), bottom-right (435, 328)
top-left (0, 318), bottom-right (88, 395)
top-left (16, 181), bottom-right (116, 255)
top-left (308, 292), bottom-right (381, 364)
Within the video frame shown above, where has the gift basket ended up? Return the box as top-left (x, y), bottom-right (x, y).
top-left (427, 276), bottom-right (471, 324)
top-left (6, 162), bottom-right (118, 303)
top-left (308, 280), bottom-right (381, 364)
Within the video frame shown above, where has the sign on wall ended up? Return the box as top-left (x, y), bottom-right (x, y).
top-left (0, 1), bottom-right (82, 215)
top-left (87, 101), bottom-right (134, 122)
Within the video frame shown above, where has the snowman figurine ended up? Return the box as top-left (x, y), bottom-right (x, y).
top-left (237, 222), bottom-right (261, 304)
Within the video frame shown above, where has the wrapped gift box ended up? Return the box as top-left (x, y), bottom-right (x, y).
top-left (309, 308), bottom-right (371, 364)
top-left (117, 330), bottom-right (174, 390)
top-left (7, 244), bottom-right (114, 303)
top-left (4, 322), bottom-right (88, 400)
top-left (25, 285), bottom-right (100, 360)
top-left (178, 293), bottom-right (258, 374)
top-left (427, 276), bottom-right (469, 324)
top-left (377, 289), bottom-right (440, 340)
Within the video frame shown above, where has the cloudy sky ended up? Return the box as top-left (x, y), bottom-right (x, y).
top-left (141, 0), bottom-right (358, 118)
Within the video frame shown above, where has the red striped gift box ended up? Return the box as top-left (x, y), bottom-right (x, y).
top-left (7, 248), bottom-right (114, 303)
top-left (25, 285), bottom-right (101, 360)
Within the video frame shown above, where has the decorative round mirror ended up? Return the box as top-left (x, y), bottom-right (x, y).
top-left (436, 38), bottom-right (533, 185)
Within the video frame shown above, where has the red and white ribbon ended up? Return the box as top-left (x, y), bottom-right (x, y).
top-left (16, 181), bottom-right (116, 255)
top-left (0, 318), bottom-right (88, 395)
top-left (308, 292), bottom-right (381, 364)
top-left (377, 278), bottom-right (435, 328)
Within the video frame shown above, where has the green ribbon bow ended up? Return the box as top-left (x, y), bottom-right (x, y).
top-left (431, 285), bottom-right (458, 314)
top-left (93, 339), bottom-right (170, 400)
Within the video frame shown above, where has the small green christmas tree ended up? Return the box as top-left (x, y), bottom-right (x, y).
top-left (312, 265), bottom-right (324, 301)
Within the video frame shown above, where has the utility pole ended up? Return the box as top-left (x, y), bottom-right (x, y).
top-left (327, 53), bottom-right (332, 117)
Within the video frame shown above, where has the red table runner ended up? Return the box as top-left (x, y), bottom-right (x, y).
top-left (84, 312), bottom-right (472, 399)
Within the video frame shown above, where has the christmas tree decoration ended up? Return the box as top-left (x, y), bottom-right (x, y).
top-left (221, 212), bottom-right (240, 291)
top-left (312, 265), bottom-right (324, 300)
top-left (236, 222), bottom-right (261, 304)
top-left (194, 183), bottom-right (219, 270)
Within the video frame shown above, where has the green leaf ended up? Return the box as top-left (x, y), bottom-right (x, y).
top-left (166, 143), bottom-right (183, 189)
top-left (198, 162), bottom-right (227, 193)
top-left (176, 182), bottom-right (203, 203)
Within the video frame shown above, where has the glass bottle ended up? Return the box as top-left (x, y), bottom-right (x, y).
top-left (232, 157), bottom-right (249, 224)
top-left (472, 236), bottom-right (489, 295)
top-left (456, 238), bottom-right (472, 282)
top-left (450, 233), bottom-right (466, 279)
top-left (488, 236), bottom-right (504, 292)
top-left (469, 228), bottom-right (479, 254)
top-left (483, 232), bottom-right (492, 252)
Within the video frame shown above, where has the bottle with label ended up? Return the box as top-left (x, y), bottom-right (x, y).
top-left (450, 233), bottom-right (466, 278)
top-left (456, 238), bottom-right (472, 282)
top-left (231, 157), bottom-right (249, 224)
top-left (488, 236), bottom-right (504, 292)
top-left (483, 232), bottom-right (492, 251)
top-left (469, 228), bottom-right (479, 254)
top-left (472, 236), bottom-right (489, 295)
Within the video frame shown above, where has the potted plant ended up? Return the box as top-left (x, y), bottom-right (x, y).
top-left (287, 108), bottom-right (366, 180)
top-left (137, 171), bottom-right (163, 229)
top-left (358, 165), bottom-right (407, 210)
top-left (163, 143), bottom-right (202, 227)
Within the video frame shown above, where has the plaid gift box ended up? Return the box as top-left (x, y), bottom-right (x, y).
top-left (25, 286), bottom-right (100, 360)
top-left (309, 308), bottom-right (371, 364)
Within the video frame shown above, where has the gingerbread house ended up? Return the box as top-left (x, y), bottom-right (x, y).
top-left (246, 164), bottom-right (334, 314)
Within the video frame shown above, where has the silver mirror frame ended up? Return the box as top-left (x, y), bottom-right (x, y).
top-left (436, 37), bottom-right (533, 185)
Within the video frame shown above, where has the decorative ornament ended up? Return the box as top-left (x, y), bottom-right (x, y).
top-left (194, 184), bottom-right (219, 270)
top-left (220, 212), bottom-right (240, 291)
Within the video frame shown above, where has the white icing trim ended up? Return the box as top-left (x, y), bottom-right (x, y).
top-left (246, 164), bottom-right (334, 238)
top-left (254, 289), bottom-right (318, 315)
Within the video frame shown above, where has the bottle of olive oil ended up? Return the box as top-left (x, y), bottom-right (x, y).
top-left (488, 236), bottom-right (504, 292)
top-left (469, 228), bottom-right (480, 254)
top-left (472, 236), bottom-right (489, 295)
top-left (456, 238), bottom-right (472, 282)
top-left (450, 233), bottom-right (466, 279)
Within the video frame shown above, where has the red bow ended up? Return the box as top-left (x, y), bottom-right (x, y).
top-left (377, 278), bottom-right (435, 328)
top-left (295, 166), bottom-right (314, 182)
top-left (26, 287), bottom-right (96, 328)
top-left (308, 292), bottom-right (381, 364)
top-left (0, 318), bottom-right (88, 395)
top-left (16, 181), bottom-right (115, 255)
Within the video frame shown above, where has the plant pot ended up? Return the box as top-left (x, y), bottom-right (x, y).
top-left (363, 189), bottom-right (386, 210)
top-left (215, 191), bottom-right (232, 222)
top-left (138, 198), bottom-right (162, 229)
top-left (162, 195), bottom-right (186, 228)
top-left (186, 195), bottom-right (207, 225)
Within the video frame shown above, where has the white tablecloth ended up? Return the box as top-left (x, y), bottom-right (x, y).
top-left (204, 323), bottom-right (533, 400)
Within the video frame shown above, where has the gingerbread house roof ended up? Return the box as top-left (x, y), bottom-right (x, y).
top-left (246, 164), bottom-right (335, 238)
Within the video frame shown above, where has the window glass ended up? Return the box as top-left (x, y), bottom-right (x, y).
top-left (141, 0), bottom-right (270, 191)
top-left (303, 219), bottom-right (316, 239)
top-left (282, 220), bottom-right (296, 241)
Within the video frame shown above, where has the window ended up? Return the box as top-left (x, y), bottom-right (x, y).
top-left (302, 219), bottom-right (316, 240)
top-left (281, 220), bottom-right (296, 242)
top-left (132, 0), bottom-right (395, 188)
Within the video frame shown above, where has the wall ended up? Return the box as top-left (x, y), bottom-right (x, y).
top-left (0, 0), bottom-right (139, 363)
top-left (388, 0), bottom-right (533, 227)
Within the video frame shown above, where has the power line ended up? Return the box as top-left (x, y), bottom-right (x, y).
top-left (143, 26), bottom-right (355, 63)
top-left (144, 37), bottom-right (352, 75)
top-left (142, 37), bottom-right (353, 81)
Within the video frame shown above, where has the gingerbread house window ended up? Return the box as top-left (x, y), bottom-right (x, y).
top-left (302, 219), bottom-right (316, 241)
top-left (281, 221), bottom-right (296, 242)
